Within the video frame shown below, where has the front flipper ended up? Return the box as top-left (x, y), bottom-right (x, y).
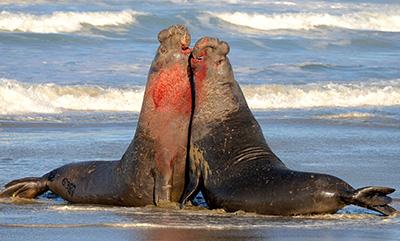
top-left (179, 158), bottom-right (202, 208)
top-left (153, 170), bottom-right (172, 206)
top-left (0, 177), bottom-right (48, 199)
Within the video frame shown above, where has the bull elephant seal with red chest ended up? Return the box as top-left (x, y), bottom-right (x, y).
top-left (0, 25), bottom-right (193, 207)
top-left (180, 37), bottom-right (397, 216)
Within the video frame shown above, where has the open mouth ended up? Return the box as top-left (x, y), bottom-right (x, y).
top-left (181, 46), bottom-right (192, 55)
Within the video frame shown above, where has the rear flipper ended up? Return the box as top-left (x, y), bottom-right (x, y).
top-left (0, 177), bottom-right (48, 199)
top-left (342, 186), bottom-right (398, 216)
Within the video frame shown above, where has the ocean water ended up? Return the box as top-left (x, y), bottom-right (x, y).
top-left (0, 0), bottom-right (399, 240)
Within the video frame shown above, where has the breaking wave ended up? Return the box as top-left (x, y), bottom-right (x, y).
top-left (243, 82), bottom-right (400, 109)
top-left (1, 79), bottom-right (400, 115)
top-left (211, 11), bottom-right (400, 32)
top-left (0, 79), bottom-right (144, 114)
top-left (315, 112), bottom-right (375, 120)
top-left (0, 10), bottom-right (143, 33)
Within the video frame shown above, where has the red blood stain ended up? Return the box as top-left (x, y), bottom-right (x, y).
top-left (145, 62), bottom-right (192, 175)
top-left (155, 151), bottom-right (178, 174)
top-left (191, 50), bottom-right (208, 101)
top-left (150, 63), bottom-right (192, 115)
top-left (193, 59), bottom-right (207, 83)
top-left (191, 38), bottom-right (209, 88)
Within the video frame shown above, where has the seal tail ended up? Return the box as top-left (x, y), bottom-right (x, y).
top-left (0, 177), bottom-right (48, 199)
top-left (342, 186), bottom-right (397, 216)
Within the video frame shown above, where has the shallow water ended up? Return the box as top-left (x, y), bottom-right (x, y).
top-left (0, 196), bottom-right (399, 241)
top-left (0, 113), bottom-right (399, 241)
top-left (1, 0), bottom-right (400, 240)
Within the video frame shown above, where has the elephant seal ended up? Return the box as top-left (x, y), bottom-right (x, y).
top-left (180, 37), bottom-right (397, 216)
top-left (0, 25), bottom-right (192, 206)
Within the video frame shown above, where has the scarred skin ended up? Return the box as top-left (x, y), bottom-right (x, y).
top-left (0, 25), bottom-right (192, 206)
top-left (180, 37), bottom-right (397, 216)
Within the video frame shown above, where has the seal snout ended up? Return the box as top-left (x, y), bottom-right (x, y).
top-left (192, 37), bottom-right (230, 59)
top-left (158, 24), bottom-right (192, 54)
top-left (180, 31), bottom-right (191, 51)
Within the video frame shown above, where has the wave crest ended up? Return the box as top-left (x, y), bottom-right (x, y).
top-left (211, 11), bottom-right (400, 32)
top-left (243, 82), bottom-right (400, 109)
top-left (1, 79), bottom-right (400, 115)
top-left (315, 112), bottom-right (375, 120)
top-left (0, 79), bottom-right (144, 114)
top-left (0, 10), bottom-right (142, 33)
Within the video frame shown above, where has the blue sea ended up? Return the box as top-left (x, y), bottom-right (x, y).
top-left (0, 1), bottom-right (399, 240)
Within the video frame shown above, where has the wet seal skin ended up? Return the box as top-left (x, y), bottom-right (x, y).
top-left (0, 25), bottom-right (193, 207)
top-left (180, 37), bottom-right (397, 216)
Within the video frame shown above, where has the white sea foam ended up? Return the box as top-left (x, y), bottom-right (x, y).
top-left (211, 11), bottom-right (400, 32)
top-left (316, 112), bottom-right (375, 120)
top-left (0, 0), bottom-right (46, 5)
top-left (0, 10), bottom-right (142, 33)
top-left (272, 1), bottom-right (296, 6)
top-left (243, 82), bottom-right (400, 109)
top-left (1, 79), bottom-right (400, 115)
top-left (0, 79), bottom-right (144, 114)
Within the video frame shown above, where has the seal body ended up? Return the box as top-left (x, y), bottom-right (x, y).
top-left (181, 37), bottom-right (397, 216)
top-left (0, 25), bottom-right (192, 206)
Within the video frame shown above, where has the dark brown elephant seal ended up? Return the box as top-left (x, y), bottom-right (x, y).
top-left (0, 24), bottom-right (193, 206)
top-left (180, 37), bottom-right (397, 216)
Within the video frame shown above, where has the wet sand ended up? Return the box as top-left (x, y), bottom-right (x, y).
top-left (1, 226), bottom-right (399, 241)
top-left (0, 199), bottom-right (399, 241)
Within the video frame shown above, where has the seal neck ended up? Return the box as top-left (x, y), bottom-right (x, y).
top-left (193, 59), bottom-right (249, 123)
